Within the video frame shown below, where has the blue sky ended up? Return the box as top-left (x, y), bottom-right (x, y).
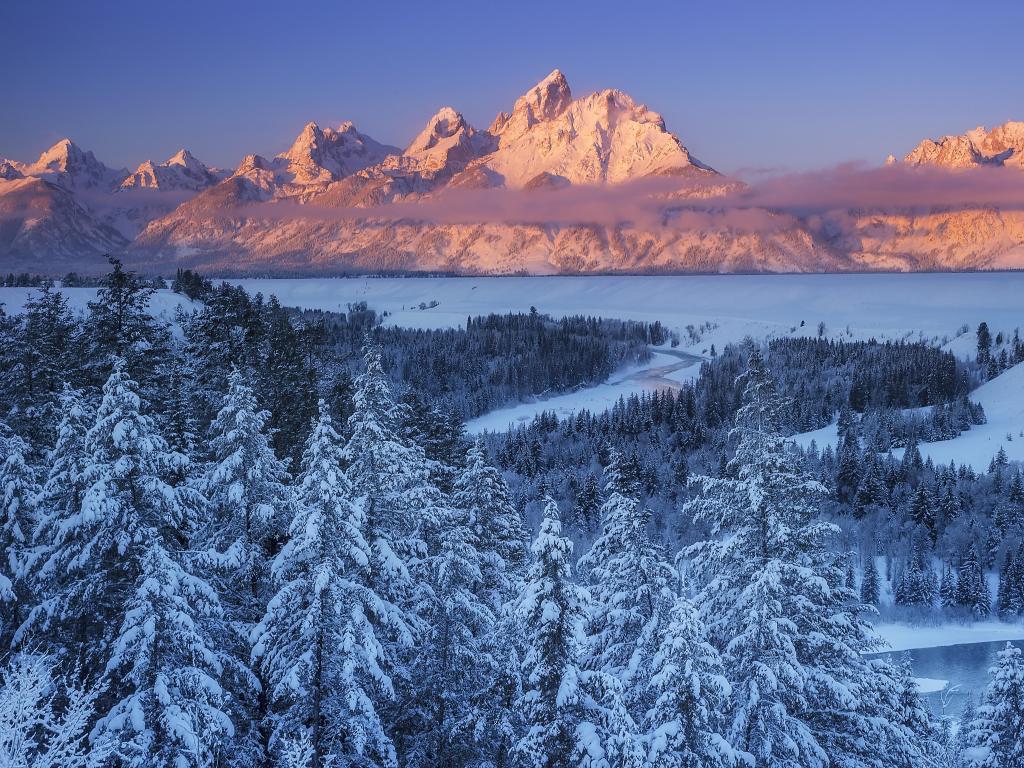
top-left (2, 0), bottom-right (1022, 175)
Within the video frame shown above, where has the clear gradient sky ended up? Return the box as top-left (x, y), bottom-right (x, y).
top-left (2, 0), bottom-right (1022, 177)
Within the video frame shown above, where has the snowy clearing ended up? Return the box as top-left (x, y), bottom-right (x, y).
top-left (792, 363), bottom-right (1024, 471)
top-left (465, 349), bottom-right (702, 434)
top-left (871, 621), bottom-right (1024, 653)
top-left (0, 286), bottom-right (195, 322)
top-left (913, 677), bottom-right (950, 694)
top-left (221, 274), bottom-right (1024, 359)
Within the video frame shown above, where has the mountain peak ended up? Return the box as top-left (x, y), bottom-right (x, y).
top-left (402, 107), bottom-right (495, 176)
top-left (491, 68), bottom-right (573, 145)
top-left (119, 148), bottom-right (219, 191)
top-left (24, 138), bottom-right (126, 190)
top-left (905, 119), bottom-right (1024, 170)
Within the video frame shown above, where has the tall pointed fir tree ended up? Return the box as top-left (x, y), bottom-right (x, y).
top-left (577, 451), bottom-right (676, 720)
top-left (21, 385), bottom-right (93, 643)
top-left (198, 366), bottom-right (296, 765)
top-left (341, 343), bottom-right (446, 604)
top-left (397, 485), bottom-right (500, 767)
top-left (19, 362), bottom-right (205, 682)
top-left (0, 428), bottom-right (40, 645)
top-left (515, 497), bottom-right (641, 768)
top-left (445, 439), bottom-right (529, 767)
top-left (252, 401), bottom-right (406, 768)
top-left (452, 439), bottom-right (528, 613)
top-left (684, 349), bottom-right (923, 768)
top-left (969, 642), bottom-right (1024, 768)
top-left (92, 542), bottom-right (233, 768)
top-left (861, 556), bottom-right (881, 607)
top-left (643, 589), bottom-right (735, 768)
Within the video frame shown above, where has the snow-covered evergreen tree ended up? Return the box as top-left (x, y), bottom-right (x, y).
top-left (342, 343), bottom-right (445, 604)
top-left (252, 401), bottom-right (405, 768)
top-left (861, 556), bottom-right (881, 607)
top-left (515, 497), bottom-right (639, 768)
top-left (20, 361), bottom-right (202, 678)
top-left (956, 545), bottom-right (991, 618)
top-left (197, 366), bottom-right (296, 765)
top-left (452, 439), bottom-right (528, 612)
top-left (93, 543), bottom-right (232, 768)
top-left (685, 349), bottom-right (924, 768)
top-left (970, 642), bottom-right (1024, 768)
top-left (643, 592), bottom-right (734, 768)
top-left (577, 451), bottom-right (675, 718)
top-left (0, 429), bottom-right (39, 643)
top-left (397, 494), bottom-right (499, 767)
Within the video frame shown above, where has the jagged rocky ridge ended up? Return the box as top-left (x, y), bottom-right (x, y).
top-left (2, 71), bottom-right (1024, 274)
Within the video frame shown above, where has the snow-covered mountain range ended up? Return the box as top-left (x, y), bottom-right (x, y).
top-left (3, 71), bottom-right (1024, 275)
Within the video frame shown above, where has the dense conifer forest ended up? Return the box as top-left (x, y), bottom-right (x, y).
top-left (0, 262), bottom-right (1022, 768)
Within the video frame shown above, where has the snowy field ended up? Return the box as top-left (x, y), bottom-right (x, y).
top-left (219, 274), bottom-right (1024, 359)
top-left (793, 362), bottom-right (1024, 471)
top-left (873, 621), bottom-right (1024, 653)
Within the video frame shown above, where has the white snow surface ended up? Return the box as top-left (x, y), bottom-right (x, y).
top-left (871, 621), bottom-right (1024, 653)
top-left (464, 349), bottom-right (702, 434)
top-left (0, 286), bottom-right (195, 319)
top-left (224, 274), bottom-right (1024, 355)
top-left (793, 363), bottom-right (1024, 471)
top-left (913, 677), bottom-right (950, 694)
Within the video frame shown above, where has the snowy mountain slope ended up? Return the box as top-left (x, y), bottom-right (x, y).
top-left (0, 176), bottom-right (128, 272)
top-left (17, 139), bottom-right (129, 191)
top-left (119, 149), bottom-right (226, 191)
top-left (905, 121), bottom-right (1024, 170)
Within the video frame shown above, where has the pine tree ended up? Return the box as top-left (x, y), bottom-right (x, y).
top-left (643, 593), bottom-right (734, 768)
top-left (198, 366), bottom-right (296, 765)
top-left (970, 642), bottom-right (1024, 768)
top-left (342, 343), bottom-right (445, 605)
top-left (861, 556), bottom-right (881, 607)
top-left (84, 257), bottom-right (169, 387)
top-left (93, 543), bottom-right (232, 768)
top-left (685, 349), bottom-right (923, 768)
top-left (939, 564), bottom-right (958, 610)
top-left (452, 439), bottom-right (528, 612)
top-left (956, 545), bottom-right (991, 618)
top-left (578, 451), bottom-right (675, 718)
top-left (397, 489), bottom-right (499, 767)
top-left (910, 483), bottom-right (937, 539)
top-left (515, 497), bottom-right (638, 768)
top-left (996, 550), bottom-right (1018, 618)
top-left (977, 322), bottom-right (993, 367)
top-left (19, 362), bottom-right (202, 679)
top-left (252, 401), bottom-right (405, 768)
top-left (0, 428), bottom-right (40, 644)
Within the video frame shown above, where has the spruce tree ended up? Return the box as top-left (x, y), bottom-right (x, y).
top-left (198, 366), bottom-right (296, 765)
top-left (643, 592), bottom-right (734, 768)
top-left (93, 543), bottom-right (232, 768)
top-left (970, 642), bottom-right (1024, 768)
top-left (577, 451), bottom-right (675, 718)
top-left (252, 401), bottom-right (404, 768)
top-left (0, 429), bottom-right (39, 644)
top-left (515, 497), bottom-right (639, 768)
top-left (861, 556), bottom-right (881, 607)
top-left (685, 349), bottom-right (924, 768)
top-left (19, 362), bottom-right (202, 679)
top-left (452, 439), bottom-right (528, 612)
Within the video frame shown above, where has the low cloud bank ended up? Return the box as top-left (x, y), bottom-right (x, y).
top-left (235, 164), bottom-right (1024, 233)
